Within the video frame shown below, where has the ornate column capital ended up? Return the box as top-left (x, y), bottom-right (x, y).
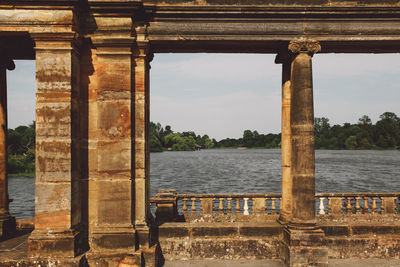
top-left (288, 38), bottom-right (321, 55)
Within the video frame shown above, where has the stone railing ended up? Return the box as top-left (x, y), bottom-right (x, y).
top-left (150, 190), bottom-right (400, 223)
top-left (316, 193), bottom-right (400, 215)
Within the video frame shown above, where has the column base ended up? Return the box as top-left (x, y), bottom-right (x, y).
top-left (281, 226), bottom-right (328, 267)
top-left (28, 229), bottom-right (82, 258)
top-left (117, 244), bottom-right (160, 267)
top-left (0, 215), bottom-right (16, 238)
top-left (277, 213), bottom-right (290, 225)
top-left (136, 224), bottom-right (151, 249)
top-left (89, 227), bottom-right (136, 253)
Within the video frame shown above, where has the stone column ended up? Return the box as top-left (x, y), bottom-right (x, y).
top-left (28, 36), bottom-right (83, 258)
top-left (0, 52), bottom-right (16, 237)
top-left (133, 27), bottom-right (152, 248)
top-left (275, 52), bottom-right (293, 224)
top-left (281, 38), bottom-right (328, 267)
top-left (288, 38), bottom-right (320, 228)
top-left (88, 25), bottom-right (136, 255)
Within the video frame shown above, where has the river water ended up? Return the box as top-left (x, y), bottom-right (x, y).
top-left (8, 149), bottom-right (400, 218)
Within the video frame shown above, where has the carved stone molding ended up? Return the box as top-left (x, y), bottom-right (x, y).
top-left (288, 38), bottom-right (321, 54)
top-left (134, 25), bottom-right (153, 63)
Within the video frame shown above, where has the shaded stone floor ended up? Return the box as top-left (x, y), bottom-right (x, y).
top-left (0, 232), bottom-right (29, 261)
top-left (163, 259), bottom-right (400, 267)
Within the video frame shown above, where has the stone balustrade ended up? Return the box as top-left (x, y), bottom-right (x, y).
top-left (176, 193), bottom-right (282, 217)
top-left (150, 190), bottom-right (400, 222)
top-left (316, 193), bottom-right (400, 215)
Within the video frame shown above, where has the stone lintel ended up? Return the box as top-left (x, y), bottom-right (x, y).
top-left (88, 0), bottom-right (143, 14)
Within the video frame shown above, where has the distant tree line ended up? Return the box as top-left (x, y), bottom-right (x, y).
top-left (7, 122), bottom-right (35, 175)
top-left (151, 111), bottom-right (400, 151)
top-left (150, 122), bottom-right (215, 152)
top-left (315, 112), bottom-right (400, 150)
top-left (215, 130), bottom-right (281, 149)
top-left (5, 111), bottom-right (400, 174)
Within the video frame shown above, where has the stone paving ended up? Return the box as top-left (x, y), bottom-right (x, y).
top-left (163, 259), bottom-right (400, 267)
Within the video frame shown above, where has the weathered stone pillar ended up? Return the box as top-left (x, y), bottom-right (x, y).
top-left (281, 38), bottom-right (328, 267)
top-left (288, 39), bottom-right (319, 228)
top-left (275, 52), bottom-right (293, 224)
top-left (28, 36), bottom-right (83, 257)
top-left (88, 20), bottom-right (136, 255)
top-left (133, 26), bottom-right (153, 248)
top-left (0, 52), bottom-right (16, 238)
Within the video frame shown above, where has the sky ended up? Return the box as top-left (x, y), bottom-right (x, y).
top-left (6, 53), bottom-right (400, 141)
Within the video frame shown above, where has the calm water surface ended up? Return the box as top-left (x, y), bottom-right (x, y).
top-left (8, 149), bottom-right (400, 218)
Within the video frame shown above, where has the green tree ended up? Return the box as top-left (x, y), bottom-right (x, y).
top-left (204, 137), bottom-right (214, 149)
top-left (345, 136), bottom-right (357, 150)
top-left (243, 130), bottom-right (254, 147)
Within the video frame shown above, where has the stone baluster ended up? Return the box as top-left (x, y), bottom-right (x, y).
top-left (182, 198), bottom-right (188, 215)
top-left (372, 197), bottom-right (377, 213)
top-left (364, 197), bottom-right (369, 213)
top-left (191, 197), bottom-right (197, 215)
top-left (0, 51), bottom-right (16, 238)
top-left (235, 198), bottom-right (241, 215)
top-left (319, 197), bottom-right (326, 215)
top-left (355, 197), bottom-right (361, 214)
top-left (219, 197), bottom-right (224, 214)
top-left (243, 198), bottom-right (249, 215)
top-left (227, 197), bottom-right (232, 214)
top-left (347, 197), bottom-right (352, 214)
top-left (271, 197), bottom-right (277, 214)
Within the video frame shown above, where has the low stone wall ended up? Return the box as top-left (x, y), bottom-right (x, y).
top-left (158, 219), bottom-right (400, 262)
top-left (158, 221), bottom-right (283, 261)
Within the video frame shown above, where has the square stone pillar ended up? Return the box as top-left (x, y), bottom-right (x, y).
top-left (280, 38), bottom-right (328, 267)
top-left (88, 26), bottom-right (137, 254)
top-left (28, 36), bottom-right (83, 258)
top-left (133, 27), bottom-right (153, 248)
top-left (0, 53), bottom-right (16, 238)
